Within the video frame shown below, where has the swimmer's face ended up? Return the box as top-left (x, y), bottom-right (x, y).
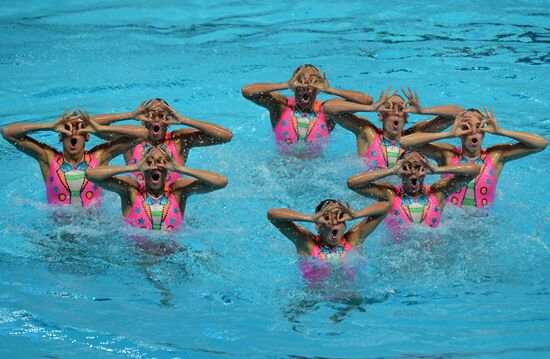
top-left (378, 95), bottom-right (408, 137)
top-left (144, 149), bottom-right (168, 191)
top-left (399, 153), bottom-right (428, 196)
top-left (143, 111), bottom-right (169, 142)
top-left (460, 111), bottom-right (485, 153)
top-left (60, 120), bottom-right (89, 155)
top-left (315, 203), bottom-right (347, 247)
top-left (293, 67), bottom-right (321, 111)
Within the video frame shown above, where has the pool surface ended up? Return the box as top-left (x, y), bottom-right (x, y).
top-left (0, 1), bottom-right (549, 357)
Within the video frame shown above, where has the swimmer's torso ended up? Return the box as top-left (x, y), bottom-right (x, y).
top-left (446, 148), bottom-right (498, 208)
top-left (273, 98), bottom-right (329, 144)
top-left (45, 152), bottom-right (102, 207)
top-left (125, 188), bottom-right (183, 231)
top-left (363, 129), bottom-right (404, 170)
top-left (386, 185), bottom-right (442, 230)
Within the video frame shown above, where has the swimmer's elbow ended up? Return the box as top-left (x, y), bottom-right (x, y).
top-left (347, 176), bottom-right (359, 189)
top-left (1, 126), bottom-right (13, 141)
top-left (213, 176), bottom-right (228, 189)
top-left (221, 130), bottom-right (233, 143)
top-left (241, 86), bottom-right (254, 99)
top-left (538, 136), bottom-right (548, 150)
top-left (267, 209), bottom-right (284, 222)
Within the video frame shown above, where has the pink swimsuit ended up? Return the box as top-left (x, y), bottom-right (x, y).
top-left (128, 132), bottom-right (183, 185)
top-left (363, 129), bottom-right (404, 170)
top-left (125, 187), bottom-right (183, 231)
top-left (385, 185), bottom-right (442, 235)
top-left (299, 236), bottom-right (355, 282)
top-left (45, 152), bottom-right (102, 207)
top-left (445, 147), bottom-right (498, 208)
top-left (273, 98), bottom-right (330, 144)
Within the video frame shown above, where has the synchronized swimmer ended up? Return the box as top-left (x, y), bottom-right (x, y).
top-left (1, 64), bottom-right (548, 278)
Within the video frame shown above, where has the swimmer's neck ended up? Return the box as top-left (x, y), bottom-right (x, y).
top-left (318, 234), bottom-right (343, 248)
top-left (146, 187), bottom-right (164, 198)
top-left (403, 187), bottom-right (423, 198)
top-left (382, 129), bottom-right (401, 141)
top-left (148, 137), bottom-right (166, 146)
top-left (294, 102), bottom-right (314, 113)
top-left (462, 147), bottom-right (482, 159)
top-left (62, 149), bottom-right (85, 165)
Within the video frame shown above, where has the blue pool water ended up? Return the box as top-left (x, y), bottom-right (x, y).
top-left (1, 1), bottom-right (549, 357)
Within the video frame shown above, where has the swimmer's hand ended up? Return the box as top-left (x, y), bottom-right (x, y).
top-left (372, 87), bottom-right (397, 112)
top-left (336, 200), bottom-right (356, 221)
top-left (155, 146), bottom-right (179, 172)
top-left (402, 87), bottom-right (423, 114)
top-left (136, 152), bottom-right (157, 172)
top-left (392, 158), bottom-right (412, 177)
top-left (136, 100), bottom-right (170, 123)
top-left (310, 72), bottom-right (330, 93)
top-left (310, 205), bottom-right (334, 225)
top-left (156, 103), bottom-right (186, 126)
top-left (75, 109), bottom-right (101, 135)
top-left (49, 110), bottom-right (74, 137)
top-left (418, 158), bottom-right (437, 176)
top-left (450, 112), bottom-right (474, 137)
top-left (132, 101), bottom-right (149, 120)
top-left (480, 107), bottom-right (500, 135)
top-left (287, 69), bottom-right (302, 91)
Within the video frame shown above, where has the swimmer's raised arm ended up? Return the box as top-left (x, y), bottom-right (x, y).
top-left (241, 71), bottom-right (294, 112)
top-left (430, 162), bottom-right (480, 204)
top-left (400, 113), bottom-right (470, 149)
top-left (90, 135), bottom-right (145, 166)
top-left (322, 87), bottom-right (393, 115)
top-left (323, 100), bottom-right (377, 136)
top-left (343, 201), bottom-right (391, 247)
top-left (162, 152), bottom-right (228, 195)
top-left (481, 108), bottom-right (548, 163)
top-left (92, 101), bottom-right (149, 125)
top-left (77, 110), bottom-right (148, 142)
top-left (347, 165), bottom-right (397, 202)
top-left (267, 208), bottom-right (321, 255)
top-left (310, 72), bottom-right (373, 105)
top-left (401, 88), bottom-right (463, 134)
top-left (86, 162), bottom-right (141, 195)
top-left (160, 103), bottom-right (233, 147)
top-left (1, 112), bottom-right (73, 163)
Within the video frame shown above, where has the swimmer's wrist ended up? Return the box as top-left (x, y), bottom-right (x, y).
top-left (128, 164), bottom-right (141, 172)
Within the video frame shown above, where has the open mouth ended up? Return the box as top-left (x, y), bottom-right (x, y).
top-left (392, 120), bottom-right (400, 129)
top-left (152, 125), bottom-right (161, 135)
top-left (151, 170), bottom-right (161, 184)
top-left (471, 137), bottom-right (479, 145)
top-left (70, 137), bottom-right (77, 147)
top-left (301, 92), bottom-right (310, 103)
top-left (410, 177), bottom-right (419, 188)
top-left (331, 229), bottom-right (338, 238)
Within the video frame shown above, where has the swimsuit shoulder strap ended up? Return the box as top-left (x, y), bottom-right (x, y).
top-left (53, 152), bottom-right (63, 166)
top-left (287, 97), bottom-right (295, 107)
top-left (310, 235), bottom-right (321, 258)
top-left (313, 100), bottom-right (323, 113)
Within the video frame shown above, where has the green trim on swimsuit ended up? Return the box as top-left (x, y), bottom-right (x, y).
top-left (65, 173), bottom-right (85, 180)
top-left (152, 224), bottom-right (161, 230)
top-left (463, 197), bottom-right (475, 206)
top-left (151, 210), bottom-right (163, 217)
top-left (409, 206), bottom-right (424, 213)
top-left (70, 190), bottom-right (81, 197)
